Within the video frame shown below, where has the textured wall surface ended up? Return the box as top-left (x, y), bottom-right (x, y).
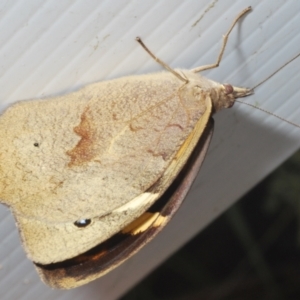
top-left (0, 1), bottom-right (299, 299)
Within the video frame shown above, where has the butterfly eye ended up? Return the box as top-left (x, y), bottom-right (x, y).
top-left (223, 84), bottom-right (234, 95)
top-left (74, 219), bottom-right (91, 227)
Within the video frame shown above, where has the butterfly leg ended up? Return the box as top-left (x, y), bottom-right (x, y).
top-left (136, 37), bottom-right (188, 83)
top-left (191, 6), bottom-right (251, 73)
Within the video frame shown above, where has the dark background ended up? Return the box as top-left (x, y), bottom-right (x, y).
top-left (120, 149), bottom-right (300, 300)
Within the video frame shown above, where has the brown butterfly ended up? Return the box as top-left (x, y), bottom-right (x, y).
top-left (2, 7), bottom-right (296, 289)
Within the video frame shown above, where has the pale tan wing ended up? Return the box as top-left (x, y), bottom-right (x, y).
top-left (0, 71), bottom-right (212, 264)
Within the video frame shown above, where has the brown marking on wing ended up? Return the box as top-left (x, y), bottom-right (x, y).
top-left (167, 123), bottom-right (184, 130)
top-left (147, 149), bottom-right (168, 161)
top-left (67, 107), bottom-right (98, 167)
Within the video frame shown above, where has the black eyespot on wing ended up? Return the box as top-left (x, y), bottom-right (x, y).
top-left (33, 142), bottom-right (39, 147)
top-left (74, 219), bottom-right (91, 228)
